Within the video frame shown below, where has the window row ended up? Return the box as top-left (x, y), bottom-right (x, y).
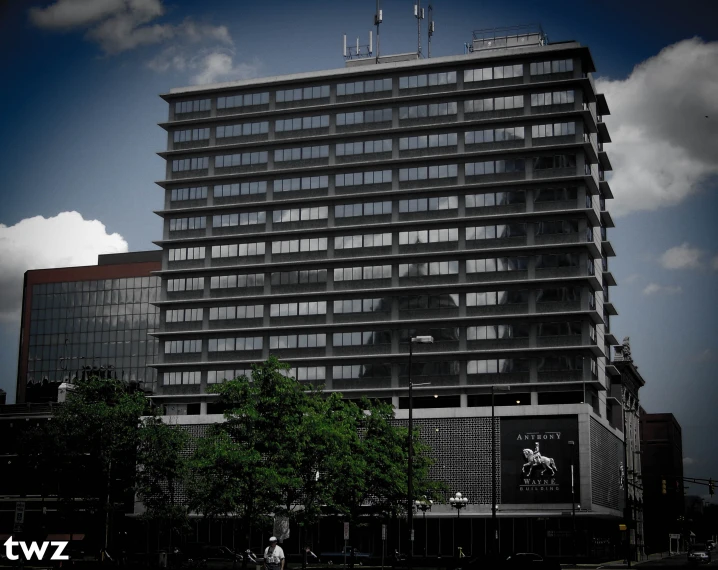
top-left (211, 242), bottom-right (265, 258)
top-left (530, 59), bottom-right (574, 75)
top-left (465, 127), bottom-right (525, 144)
top-left (276, 85), bottom-right (330, 102)
top-left (532, 122), bottom-right (576, 138)
top-left (218, 92), bottom-right (269, 109)
top-left (209, 305), bottom-right (263, 320)
top-left (276, 115), bottom-right (329, 132)
top-left (273, 207), bottom-right (328, 223)
top-left (169, 247), bottom-right (205, 261)
top-left (467, 359), bottom-right (529, 374)
top-left (399, 196), bottom-right (458, 212)
top-left (399, 228), bottom-right (459, 244)
top-left (337, 108), bottom-right (392, 125)
top-left (214, 181), bottom-right (267, 197)
top-left (464, 64), bottom-right (523, 83)
top-left (534, 187), bottom-right (578, 202)
top-left (215, 152), bottom-right (268, 168)
top-left (167, 277), bottom-right (205, 292)
top-left (175, 99), bottom-right (210, 114)
top-left (173, 128), bottom-right (210, 143)
top-left (465, 223), bottom-right (527, 240)
top-left (531, 90), bottom-right (575, 107)
top-left (467, 323), bottom-right (529, 340)
top-left (169, 216), bottom-right (206, 231)
top-left (171, 186), bottom-right (208, 201)
top-left (209, 337), bottom-right (263, 352)
top-left (399, 261), bottom-right (459, 277)
top-left (466, 159), bottom-right (525, 176)
top-left (166, 308), bottom-right (203, 323)
top-left (270, 301), bottom-right (327, 317)
top-left (465, 190), bottom-right (525, 207)
top-left (270, 334), bottom-right (326, 349)
top-left (336, 139), bottom-right (392, 156)
top-left (271, 269), bottom-right (327, 285)
top-left (213, 212), bottom-right (266, 227)
top-left (333, 298), bottom-right (385, 314)
top-left (399, 133), bottom-right (458, 150)
top-left (399, 71), bottom-right (457, 89)
top-left (334, 265), bottom-right (391, 282)
top-left (165, 339), bottom-right (202, 353)
top-left (335, 233), bottom-right (392, 250)
top-left (272, 238), bottom-right (328, 254)
top-left (336, 169), bottom-right (391, 187)
top-left (206, 369), bottom-right (252, 383)
top-left (466, 256), bottom-right (529, 273)
top-left (274, 145), bottom-right (329, 162)
top-left (399, 102), bottom-right (458, 119)
top-left (274, 175), bottom-right (329, 193)
top-left (399, 164), bottom-right (458, 181)
top-left (535, 219), bottom-right (580, 235)
top-left (464, 95), bottom-right (524, 112)
top-left (164, 371), bottom-right (201, 385)
top-left (210, 273), bottom-right (265, 289)
top-left (467, 290), bottom-right (529, 306)
top-left (217, 122), bottom-right (269, 138)
top-left (172, 157), bottom-right (209, 172)
top-left (336, 200), bottom-right (391, 218)
top-left (338, 78), bottom-right (392, 95)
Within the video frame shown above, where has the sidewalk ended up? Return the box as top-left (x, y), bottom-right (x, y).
top-left (562, 551), bottom-right (678, 568)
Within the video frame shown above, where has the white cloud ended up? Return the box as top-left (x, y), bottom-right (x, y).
top-left (642, 283), bottom-right (683, 296)
top-left (659, 242), bottom-right (706, 270)
top-left (29, 0), bottom-right (126, 29)
top-left (0, 212), bottom-right (128, 322)
top-left (683, 457), bottom-right (695, 466)
top-left (623, 273), bottom-right (640, 284)
top-left (147, 47), bottom-right (261, 85)
top-left (596, 38), bottom-right (718, 216)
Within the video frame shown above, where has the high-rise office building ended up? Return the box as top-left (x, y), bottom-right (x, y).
top-left (153, 27), bottom-right (624, 558)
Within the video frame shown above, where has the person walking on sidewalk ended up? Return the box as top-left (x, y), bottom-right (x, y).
top-left (264, 537), bottom-right (285, 570)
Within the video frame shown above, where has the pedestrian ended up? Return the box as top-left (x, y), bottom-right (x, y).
top-left (264, 537), bottom-right (285, 570)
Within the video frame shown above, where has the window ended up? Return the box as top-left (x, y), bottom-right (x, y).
top-left (336, 139), bottom-right (391, 156)
top-left (272, 238), bottom-right (328, 254)
top-left (175, 99), bottom-right (210, 114)
top-left (270, 301), bottom-right (326, 317)
top-left (468, 359), bottom-right (528, 373)
top-left (465, 127), bottom-right (525, 143)
top-left (399, 196), bottom-right (458, 212)
top-left (399, 71), bottom-right (457, 89)
top-left (399, 261), bottom-right (459, 277)
top-left (336, 170), bottom-right (391, 187)
top-left (466, 290), bottom-right (528, 306)
top-left (400, 133), bottom-right (458, 150)
top-left (166, 308), bottom-right (203, 322)
top-left (465, 190), bottom-right (525, 207)
top-left (333, 331), bottom-right (387, 346)
top-left (288, 366), bottom-right (326, 381)
top-left (333, 365), bottom-right (368, 379)
top-left (273, 175), bottom-right (328, 193)
top-left (531, 90), bottom-right (575, 106)
top-left (214, 181), bottom-right (267, 197)
top-left (171, 186), bottom-right (208, 201)
top-left (400, 294), bottom-right (459, 310)
top-left (211, 242), bottom-right (265, 258)
top-left (164, 371), bottom-right (201, 385)
top-left (207, 369), bottom-right (253, 383)
top-left (399, 228), bottom-right (458, 244)
top-left (276, 85), bottom-right (330, 102)
top-left (210, 273), bottom-right (265, 289)
top-left (536, 287), bottom-right (582, 302)
top-left (217, 122), bottom-right (269, 138)
top-left (535, 253), bottom-right (580, 268)
top-left (532, 122), bottom-right (576, 138)
top-left (338, 78), bottom-right (392, 95)
top-left (208, 337), bottom-right (263, 352)
top-left (213, 212), bottom-right (266, 227)
top-left (399, 164), bottom-right (458, 181)
top-left (538, 321), bottom-right (582, 336)
top-left (333, 265), bottom-right (391, 282)
top-left (273, 207), bottom-right (328, 223)
top-left (335, 233), bottom-right (391, 250)
top-left (209, 305), bottom-right (263, 320)
top-left (534, 220), bottom-right (580, 235)
top-left (464, 95), bottom-right (524, 113)
top-left (270, 334), bottom-right (326, 349)
top-left (165, 339), bottom-right (202, 353)
top-left (530, 59), bottom-right (574, 75)
top-left (275, 115), bottom-right (329, 132)
top-left (336, 201), bottom-right (391, 218)
top-left (173, 128), bottom-right (210, 143)
top-left (336, 108), bottom-right (392, 125)
top-left (274, 145), bottom-right (329, 162)
top-left (467, 323), bottom-right (529, 340)
top-left (215, 152), bottom-right (268, 167)
top-left (537, 355), bottom-right (584, 371)
top-left (271, 269), bottom-right (327, 285)
top-left (168, 247), bottom-right (205, 261)
top-left (218, 92), bottom-right (269, 109)
top-left (169, 216), bottom-right (206, 231)
top-left (167, 277), bottom-right (204, 292)
top-left (465, 159), bottom-right (525, 176)
top-left (399, 102), bottom-right (458, 119)
top-left (172, 157), bottom-right (209, 172)
top-left (334, 298), bottom-right (385, 314)
top-left (466, 223), bottom-right (527, 240)
top-left (466, 257), bottom-right (528, 272)
top-left (534, 187), bottom-right (578, 202)
top-left (464, 64), bottom-right (523, 82)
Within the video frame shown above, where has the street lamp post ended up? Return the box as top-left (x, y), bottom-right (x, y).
top-left (415, 496), bottom-right (433, 558)
top-left (408, 335), bottom-right (433, 570)
top-left (491, 385), bottom-right (510, 560)
top-left (569, 440), bottom-right (577, 564)
top-left (449, 492), bottom-right (468, 556)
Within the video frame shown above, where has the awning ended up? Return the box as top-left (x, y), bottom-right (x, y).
top-left (46, 534), bottom-right (85, 541)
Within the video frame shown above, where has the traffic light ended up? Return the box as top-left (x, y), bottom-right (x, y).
top-left (662, 478), bottom-right (667, 495)
top-left (710, 479), bottom-right (715, 497)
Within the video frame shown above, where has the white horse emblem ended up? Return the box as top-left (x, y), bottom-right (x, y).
top-left (522, 449), bottom-right (558, 476)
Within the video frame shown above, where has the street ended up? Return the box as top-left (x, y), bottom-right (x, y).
top-left (598, 554), bottom-right (718, 568)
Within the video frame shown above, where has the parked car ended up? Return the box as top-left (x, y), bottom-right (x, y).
top-left (181, 544), bottom-right (244, 569)
top-left (706, 539), bottom-right (715, 551)
top-left (688, 543), bottom-right (712, 566)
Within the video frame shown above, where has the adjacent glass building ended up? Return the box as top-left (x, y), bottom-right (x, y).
top-left (17, 251), bottom-right (162, 403)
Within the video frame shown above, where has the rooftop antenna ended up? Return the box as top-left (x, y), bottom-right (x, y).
top-left (343, 30), bottom-right (373, 61)
top-left (414, 1), bottom-right (425, 58)
top-left (374, 0), bottom-right (383, 63)
top-left (428, 4), bottom-right (435, 58)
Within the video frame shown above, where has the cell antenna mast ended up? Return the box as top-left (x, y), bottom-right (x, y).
top-left (428, 5), bottom-right (435, 58)
top-left (374, 0), bottom-right (383, 63)
top-left (414, 1), bottom-right (425, 57)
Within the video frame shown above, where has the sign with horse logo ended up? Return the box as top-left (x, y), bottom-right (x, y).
top-left (500, 416), bottom-right (579, 504)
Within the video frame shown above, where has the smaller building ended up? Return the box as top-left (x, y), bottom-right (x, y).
top-left (640, 410), bottom-right (685, 554)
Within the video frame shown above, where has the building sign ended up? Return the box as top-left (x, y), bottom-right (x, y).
top-left (501, 416), bottom-right (580, 504)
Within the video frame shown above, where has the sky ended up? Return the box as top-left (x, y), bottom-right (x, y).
top-left (0, 0), bottom-right (717, 500)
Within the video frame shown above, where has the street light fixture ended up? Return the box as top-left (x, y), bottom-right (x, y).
top-left (491, 385), bottom-right (510, 560)
top-left (407, 335), bottom-right (433, 570)
top-left (450, 492), bottom-right (468, 557)
top-left (415, 495), bottom-right (433, 558)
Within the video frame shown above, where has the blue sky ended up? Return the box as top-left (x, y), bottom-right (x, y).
top-left (0, 0), bottom-right (717, 498)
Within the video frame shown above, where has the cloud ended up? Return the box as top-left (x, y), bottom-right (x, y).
top-left (0, 212), bottom-right (128, 323)
top-left (683, 457), bottom-right (695, 466)
top-left (28, 0), bottom-right (231, 55)
top-left (596, 38), bottom-right (718, 216)
top-left (623, 273), bottom-right (640, 284)
top-left (642, 283), bottom-right (683, 296)
top-left (147, 47), bottom-right (261, 85)
top-left (659, 242), bottom-right (706, 270)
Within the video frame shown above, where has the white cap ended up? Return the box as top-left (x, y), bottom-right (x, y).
top-left (269, 537), bottom-right (278, 542)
